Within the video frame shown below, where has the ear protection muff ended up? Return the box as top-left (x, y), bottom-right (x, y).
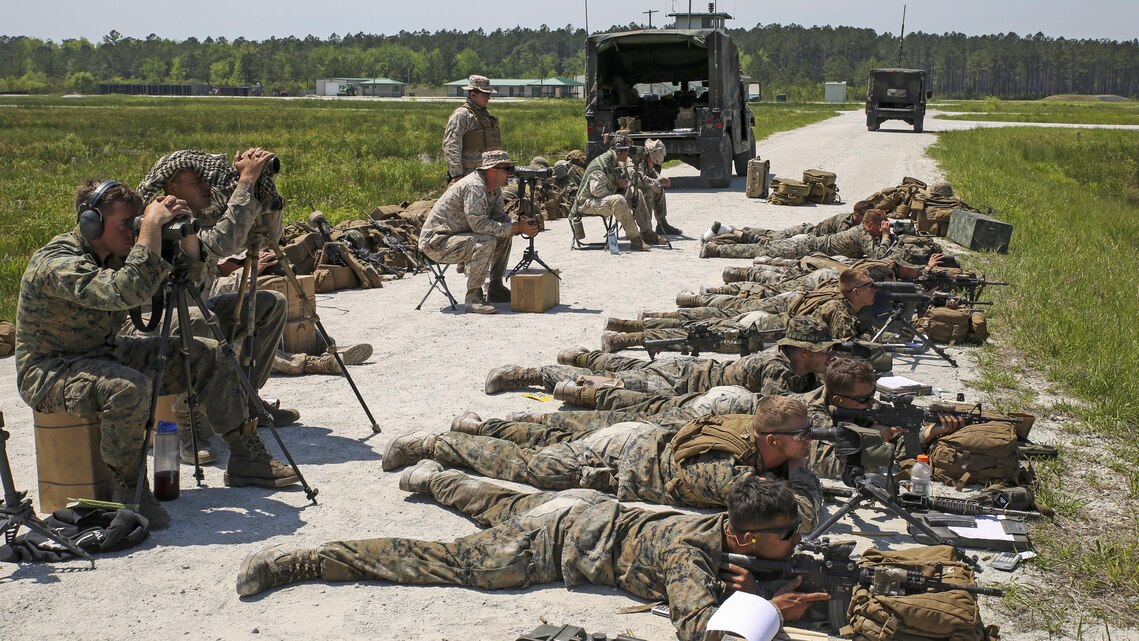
top-left (77, 180), bottom-right (123, 240)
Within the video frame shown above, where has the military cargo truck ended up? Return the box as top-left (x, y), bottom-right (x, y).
top-left (584, 29), bottom-right (755, 188)
top-left (866, 68), bottom-right (931, 132)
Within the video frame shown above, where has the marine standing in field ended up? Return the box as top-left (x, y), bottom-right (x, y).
top-left (443, 75), bottom-right (501, 184)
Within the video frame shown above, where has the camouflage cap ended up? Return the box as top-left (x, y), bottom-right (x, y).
top-left (929, 181), bottom-right (954, 197)
top-left (777, 316), bottom-right (839, 352)
top-left (892, 244), bottom-right (933, 270)
top-left (565, 149), bottom-right (586, 166)
top-left (462, 75), bottom-right (497, 94)
top-left (645, 138), bottom-right (666, 164)
top-left (530, 156), bottom-right (550, 168)
top-left (478, 150), bottom-right (514, 170)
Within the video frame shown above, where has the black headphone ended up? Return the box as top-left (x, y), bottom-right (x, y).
top-left (77, 180), bottom-right (124, 240)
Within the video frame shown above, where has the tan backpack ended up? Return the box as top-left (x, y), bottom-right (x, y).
top-left (663, 414), bottom-right (756, 506)
top-left (803, 169), bottom-right (839, 204)
top-left (928, 421), bottom-right (1020, 489)
top-left (845, 546), bottom-right (999, 641)
top-left (786, 285), bottom-right (843, 318)
top-left (916, 307), bottom-right (988, 345)
top-left (768, 178), bottom-right (810, 206)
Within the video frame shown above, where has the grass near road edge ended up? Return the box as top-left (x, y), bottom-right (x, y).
top-left (931, 126), bottom-right (1139, 629)
top-left (0, 96), bottom-right (847, 321)
top-left (934, 98), bottom-right (1139, 125)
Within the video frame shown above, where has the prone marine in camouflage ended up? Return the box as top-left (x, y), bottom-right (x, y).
top-left (701, 209), bottom-right (891, 260)
top-left (383, 396), bottom-right (822, 530)
top-left (443, 74), bottom-right (501, 181)
top-left (482, 317), bottom-right (834, 399)
top-left (703, 200), bottom-right (873, 246)
top-left (235, 475), bottom-right (828, 641)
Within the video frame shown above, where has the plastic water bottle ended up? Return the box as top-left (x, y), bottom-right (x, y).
top-left (153, 420), bottom-right (180, 501)
top-left (910, 454), bottom-right (932, 497)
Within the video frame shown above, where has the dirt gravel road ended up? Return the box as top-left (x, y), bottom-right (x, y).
top-left (0, 109), bottom-right (1128, 641)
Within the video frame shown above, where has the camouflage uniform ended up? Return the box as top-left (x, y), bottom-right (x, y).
top-left (570, 150), bottom-right (642, 240)
top-left (675, 290), bottom-right (804, 315)
top-left (418, 170), bottom-right (514, 293)
top-left (640, 310), bottom-right (791, 355)
top-left (311, 470), bottom-right (734, 641)
top-left (792, 295), bottom-right (868, 342)
top-left (718, 211), bottom-right (858, 246)
top-left (15, 231), bottom-right (249, 476)
top-left (442, 98), bottom-right (500, 180)
top-left (710, 226), bottom-right (884, 260)
top-left (548, 348), bottom-right (814, 397)
top-left (434, 421), bottom-right (822, 519)
top-left (470, 385), bottom-right (762, 447)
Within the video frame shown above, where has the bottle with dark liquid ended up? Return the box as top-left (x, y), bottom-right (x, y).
top-left (153, 420), bottom-right (180, 501)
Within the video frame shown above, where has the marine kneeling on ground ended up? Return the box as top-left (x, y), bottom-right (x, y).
top-left (418, 150), bottom-right (539, 314)
top-left (15, 181), bottom-right (300, 527)
top-left (383, 395), bottom-right (822, 530)
top-left (237, 476), bottom-right (829, 640)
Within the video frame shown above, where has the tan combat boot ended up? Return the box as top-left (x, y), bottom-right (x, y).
top-left (552, 380), bottom-right (598, 407)
top-left (640, 230), bottom-right (662, 246)
top-left (464, 288), bottom-right (496, 314)
top-left (299, 343), bottom-right (374, 376)
top-left (484, 366), bottom-right (543, 394)
top-left (601, 331), bottom-right (644, 353)
top-left (236, 544), bottom-right (322, 596)
top-left (604, 317), bottom-right (643, 333)
top-left (450, 411), bottom-right (482, 434)
top-left (675, 291), bottom-right (702, 307)
top-left (398, 460), bottom-right (444, 493)
top-left (486, 280), bottom-right (511, 304)
top-left (556, 346), bottom-right (590, 366)
top-left (110, 470), bottom-right (171, 529)
top-left (629, 238), bottom-right (651, 252)
top-left (381, 431), bottom-right (439, 471)
top-left (223, 420), bottom-right (301, 488)
top-left (722, 267), bottom-right (752, 283)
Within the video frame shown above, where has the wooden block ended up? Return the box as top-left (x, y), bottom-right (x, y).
top-left (34, 412), bottom-right (111, 513)
top-left (510, 270), bottom-right (561, 313)
top-left (947, 209), bottom-right (1013, 253)
top-left (283, 318), bottom-right (320, 355)
top-left (745, 158), bottom-right (771, 199)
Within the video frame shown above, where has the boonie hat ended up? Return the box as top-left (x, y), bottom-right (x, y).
top-left (478, 150), bottom-right (514, 171)
top-left (777, 316), bottom-right (839, 352)
top-left (463, 75), bottom-right (497, 94)
top-left (892, 244), bottom-right (933, 270)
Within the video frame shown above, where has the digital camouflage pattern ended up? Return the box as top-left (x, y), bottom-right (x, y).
top-left (570, 149), bottom-right (642, 240)
top-left (709, 225), bottom-right (885, 260)
top-left (419, 170), bottom-right (514, 292)
top-left (789, 295), bottom-right (867, 342)
top-left (313, 469), bottom-right (731, 641)
top-left (15, 231), bottom-right (249, 474)
top-left (443, 98), bottom-right (501, 179)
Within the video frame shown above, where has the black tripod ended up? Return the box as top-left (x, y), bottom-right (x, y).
top-left (131, 257), bottom-right (318, 505)
top-left (507, 176), bottom-right (559, 279)
top-left (0, 412), bottom-right (94, 568)
top-left (871, 303), bottom-right (959, 368)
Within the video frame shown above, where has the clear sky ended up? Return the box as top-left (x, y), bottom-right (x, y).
top-left (6, 0), bottom-right (1137, 43)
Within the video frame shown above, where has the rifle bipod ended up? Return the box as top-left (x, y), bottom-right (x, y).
top-left (871, 304), bottom-right (959, 368)
top-left (131, 267), bottom-right (318, 505)
top-left (269, 243), bottom-right (381, 433)
top-left (0, 413), bottom-right (95, 568)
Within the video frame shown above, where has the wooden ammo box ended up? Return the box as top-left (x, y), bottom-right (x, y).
top-left (745, 158), bottom-right (771, 199)
top-left (947, 209), bottom-right (1013, 253)
top-left (259, 274), bottom-right (316, 320)
top-left (510, 270), bottom-right (560, 313)
top-left (34, 411), bottom-right (112, 513)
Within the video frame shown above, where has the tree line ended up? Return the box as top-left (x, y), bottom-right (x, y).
top-left (1, 23), bottom-right (1136, 99)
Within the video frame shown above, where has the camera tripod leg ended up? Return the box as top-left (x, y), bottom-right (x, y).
top-left (1, 422), bottom-right (95, 568)
top-left (174, 290), bottom-right (206, 485)
top-left (133, 283), bottom-right (182, 505)
top-left (184, 283), bottom-right (319, 504)
top-left (858, 481), bottom-right (976, 566)
top-left (268, 244), bottom-right (381, 433)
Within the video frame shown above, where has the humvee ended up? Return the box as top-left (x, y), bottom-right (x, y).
top-left (866, 68), bottom-right (931, 132)
top-left (584, 29), bottom-right (755, 188)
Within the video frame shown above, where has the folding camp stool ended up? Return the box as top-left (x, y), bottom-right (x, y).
top-left (415, 257), bottom-right (459, 311)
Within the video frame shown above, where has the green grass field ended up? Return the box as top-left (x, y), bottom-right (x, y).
top-left (0, 96), bottom-right (846, 321)
top-left (933, 98), bottom-right (1139, 125)
top-left (931, 126), bottom-right (1139, 627)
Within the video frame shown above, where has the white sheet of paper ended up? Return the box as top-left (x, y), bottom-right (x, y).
top-left (876, 375), bottom-right (927, 392)
top-left (706, 591), bottom-right (782, 641)
top-left (948, 514), bottom-right (1016, 541)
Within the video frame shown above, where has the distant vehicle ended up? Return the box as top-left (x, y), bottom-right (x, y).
top-left (584, 28), bottom-right (755, 188)
top-left (866, 68), bottom-right (931, 132)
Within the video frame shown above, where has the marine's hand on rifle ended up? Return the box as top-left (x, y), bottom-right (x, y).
top-left (927, 252), bottom-right (945, 269)
top-left (873, 422), bottom-right (909, 443)
top-left (770, 576), bottom-right (831, 622)
top-left (719, 560), bottom-right (761, 594)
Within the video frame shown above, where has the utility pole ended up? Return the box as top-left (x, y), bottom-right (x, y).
top-left (644, 9), bottom-right (658, 27)
top-left (584, 0), bottom-right (589, 33)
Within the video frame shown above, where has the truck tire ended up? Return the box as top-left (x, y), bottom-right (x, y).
top-left (913, 117), bottom-right (924, 133)
top-left (734, 130), bottom-right (755, 177)
top-left (867, 120), bottom-right (880, 132)
top-left (708, 136), bottom-right (733, 188)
